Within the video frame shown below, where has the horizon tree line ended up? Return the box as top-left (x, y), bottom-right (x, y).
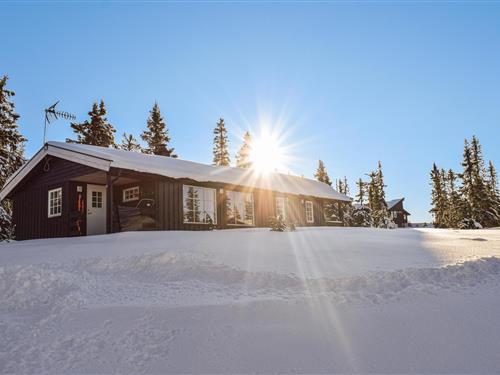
top-left (3, 73), bottom-right (499, 238)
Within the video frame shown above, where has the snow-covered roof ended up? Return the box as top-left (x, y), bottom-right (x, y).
top-left (0, 141), bottom-right (351, 202)
top-left (385, 198), bottom-right (403, 210)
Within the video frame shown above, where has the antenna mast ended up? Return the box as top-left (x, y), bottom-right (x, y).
top-left (44, 101), bottom-right (76, 145)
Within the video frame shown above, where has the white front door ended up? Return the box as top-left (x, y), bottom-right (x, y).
top-left (87, 184), bottom-right (107, 235)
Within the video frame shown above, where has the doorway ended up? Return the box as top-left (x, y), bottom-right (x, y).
top-left (86, 184), bottom-right (107, 235)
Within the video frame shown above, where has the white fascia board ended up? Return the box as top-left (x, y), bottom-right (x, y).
top-left (0, 145), bottom-right (111, 201)
top-left (47, 145), bottom-right (111, 171)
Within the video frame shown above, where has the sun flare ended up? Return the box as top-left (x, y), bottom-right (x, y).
top-left (249, 129), bottom-right (287, 173)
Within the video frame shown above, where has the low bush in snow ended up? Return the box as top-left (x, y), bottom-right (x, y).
top-left (458, 218), bottom-right (483, 230)
top-left (269, 216), bottom-right (295, 232)
top-left (0, 206), bottom-right (15, 242)
top-left (351, 205), bottom-right (373, 227)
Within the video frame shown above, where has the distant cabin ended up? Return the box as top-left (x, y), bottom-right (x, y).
top-left (0, 142), bottom-right (351, 240)
top-left (385, 198), bottom-right (410, 228)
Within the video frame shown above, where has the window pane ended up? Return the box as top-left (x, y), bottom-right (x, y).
top-left (276, 197), bottom-right (285, 219)
top-left (225, 191), bottom-right (254, 226)
top-left (204, 209), bottom-right (215, 224)
top-left (183, 185), bottom-right (216, 224)
top-left (226, 191), bottom-right (234, 224)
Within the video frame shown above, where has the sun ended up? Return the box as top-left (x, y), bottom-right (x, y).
top-left (249, 129), bottom-right (287, 173)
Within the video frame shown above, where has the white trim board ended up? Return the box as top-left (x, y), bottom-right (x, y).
top-left (0, 144), bottom-right (111, 201)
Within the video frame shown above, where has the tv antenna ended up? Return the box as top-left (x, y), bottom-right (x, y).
top-left (44, 101), bottom-right (76, 145)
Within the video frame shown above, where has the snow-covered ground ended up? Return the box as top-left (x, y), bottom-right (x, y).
top-left (1, 227), bottom-right (499, 373)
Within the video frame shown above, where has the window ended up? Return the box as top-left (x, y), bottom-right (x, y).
top-left (183, 185), bottom-right (217, 224)
top-left (226, 191), bottom-right (254, 226)
top-left (92, 191), bottom-right (103, 208)
top-left (123, 186), bottom-right (140, 202)
top-left (305, 201), bottom-right (314, 223)
top-left (276, 197), bottom-right (286, 219)
top-left (48, 187), bottom-right (62, 218)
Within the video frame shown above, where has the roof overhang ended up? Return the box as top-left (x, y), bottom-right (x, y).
top-left (0, 143), bottom-right (112, 201)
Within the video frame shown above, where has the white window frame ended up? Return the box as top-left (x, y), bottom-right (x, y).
top-left (226, 190), bottom-right (255, 226)
top-left (182, 185), bottom-right (217, 225)
top-left (123, 186), bottom-right (140, 202)
top-left (305, 200), bottom-right (314, 223)
top-left (47, 187), bottom-right (62, 218)
top-left (276, 197), bottom-right (286, 220)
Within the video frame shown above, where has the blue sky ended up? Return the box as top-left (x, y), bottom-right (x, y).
top-left (2, 2), bottom-right (500, 222)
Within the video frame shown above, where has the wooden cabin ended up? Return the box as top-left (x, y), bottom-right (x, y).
top-left (0, 142), bottom-right (351, 240)
top-left (385, 198), bottom-right (410, 228)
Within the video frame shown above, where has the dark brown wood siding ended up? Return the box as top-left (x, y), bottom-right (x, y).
top-left (11, 157), bottom-right (99, 240)
top-left (154, 177), bottom-right (342, 231)
top-left (11, 159), bottom-right (347, 239)
top-left (387, 200), bottom-right (410, 227)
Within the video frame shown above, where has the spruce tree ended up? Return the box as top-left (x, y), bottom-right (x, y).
top-left (212, 118), bottom-right (230, 166)
top-left (120, 133), bottom-right (142, 152)
top-left (67, 100), bottom-right (116, 147)
top-left (342, 176), bottom-right (349, 196)
top-left (486, 160), bottom-right (500, 226)
top-left (236, 131), bottom-right (252, 169)
top-left (440, 168), bottom-right (452, 228)
top-left (334, 176), bottom-right (351, 225)
top-left (314, 160), bottom-right (332, 186)
top-left (445, 169), bottom-right (465, 228)
top-left (470, 136), bottom-right (498, 226)
top-left (459, 139), bottom-right (474, 223)
top-left (336, 178), bottom-right (344, 195)
top-left (458, 136), bottom-right (499, 227)
top-left (141, 103), bottom-right (176, 157)
top-left (429, 163), bottom-right (448, 228)
top-left (368, 162), bottom-right (389, 227)
top-left (351, 205), bottom-right (373, 227)
top-left (0, 75), bottom-right (26, 239)
top-left (355, 178), bottom-right (366, 205)
top-left (487, 161), bottom-right (500, 203)
top-left (0, 75), bottom-right (25, 190)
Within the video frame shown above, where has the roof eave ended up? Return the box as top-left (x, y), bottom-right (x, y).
top-left (0, 144), bottom-right (112, 201)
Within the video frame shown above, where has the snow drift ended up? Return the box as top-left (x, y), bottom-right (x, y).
top-left (1, 228), bottom-right (500, 373)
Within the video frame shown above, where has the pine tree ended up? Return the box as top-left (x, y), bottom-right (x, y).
top-left (236, 131), bottom-right (252, 169)
top-left (212, 118), bottom-right (230, 166)
top-left (141, 103), bottom-right (176, 157)
top-left (120, 133), bottom-right (142, 152)
top-left (0, 76), bottom-right (25, 190)
top-left (67, 100), bottom-right (115, 147)
top-left (314, 160), bottom-right (332, 186)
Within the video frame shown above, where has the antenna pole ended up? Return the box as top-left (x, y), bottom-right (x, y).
top-left (43, 116), bottom-right (48, 147)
